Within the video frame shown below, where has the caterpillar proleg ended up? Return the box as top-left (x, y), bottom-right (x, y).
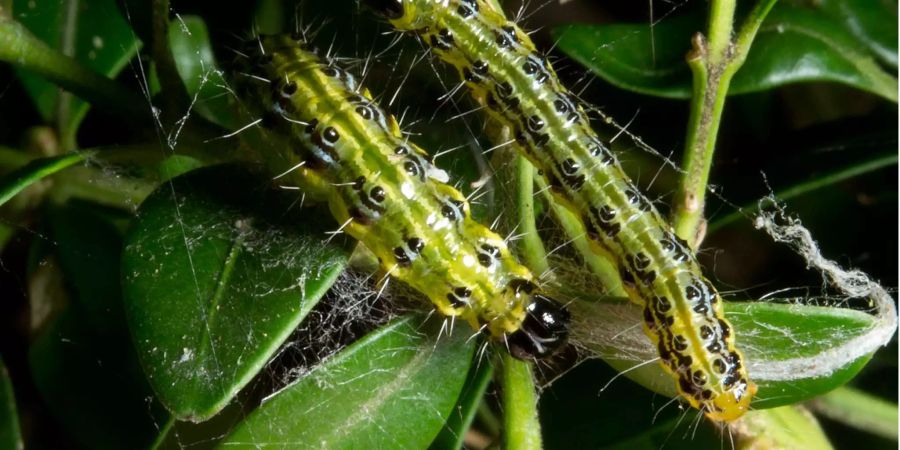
top-left (232, 34), bottom-right (570, 359)
top-left (365, 0), bottom-right (756, 421)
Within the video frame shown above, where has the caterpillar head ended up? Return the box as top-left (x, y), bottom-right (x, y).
top-left (704, 378), bottom-right (758, 422)
top-left (507, 295), bottom-right (570, 360)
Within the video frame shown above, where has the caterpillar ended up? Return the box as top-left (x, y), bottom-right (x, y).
top-left (231, 34), bottom-right (570, 360)
top-left (364, 0), bottom-right (756, 421)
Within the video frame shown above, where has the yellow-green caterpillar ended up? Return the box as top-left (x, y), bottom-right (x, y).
top-left (232, 34), bottom-right (569, 359)
top-left (365, 0), bottom-right (756, 421)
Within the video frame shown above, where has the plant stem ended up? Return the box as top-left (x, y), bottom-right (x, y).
top-left (0, 152), bottom-right (91, 207)
top-left (672, 0), bottom-right (778, 247)
top-left (534, 177), bottom-right (625, 297)
top-left (0, 13), bottom-right (146, 120)
top-left (515, 155), bottom-right (549, 274)
top-left (55, 0), bottom-right (79, 150)
top-left (732, 405), bottom-right (834, 450)
top-left (519, 156), bottom-right (626, 297)
top-left (499, 353), bottom-right (542, 450)
top-left (808, 386), bottom-right (898, 441)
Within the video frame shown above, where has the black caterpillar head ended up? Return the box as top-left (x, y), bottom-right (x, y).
top-left (507, 295), bottom-right (570, 359)
top-left (361, 0), bottom-right (405, 19)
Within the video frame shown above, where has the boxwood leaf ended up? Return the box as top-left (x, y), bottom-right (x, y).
top-left (554, 3), bottom-right (898, 101)
top-left (570, 299), bottom-right (885, 409)
top-left (122, 165), bottom-right (351, 421)
top-left (221, 315), bottom-right (476, 449)
top-left (11, 0), bottom-right (141, 138)
top-left (430, 360), bottom-right (494, 450)
top-left (168, 15), bottom-right (239, 130)
top-left (816, 0), bottom-right (898, 69)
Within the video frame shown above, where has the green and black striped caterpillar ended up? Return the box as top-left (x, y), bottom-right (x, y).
top-left (364, 0), bottom-right (756, 421)
top-left (231, 34), bottom-right (569, 359)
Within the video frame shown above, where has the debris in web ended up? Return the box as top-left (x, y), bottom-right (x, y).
top-left (263, 268), bottom-right (399, 394)
top-left (749, 196), bottom-right (897, 381)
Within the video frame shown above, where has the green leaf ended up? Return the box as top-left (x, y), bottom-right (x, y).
top-left (221, 315), bottom-right (476, 449)
top-left (0, 152), bottom-right (90, 207)
top-left (122, 165), bottom-right (351, 421)
top-left (168, 15), bottom-right (240, 130)
top-left (156, 154), bottom-right (207, 181)
top-left (0, 357), bottom-right (23, 450)
top-left (554, 3), bottom-right (898, 101)
top-left (569, 299), bottom-right (883, 409)
top-left (430, 360), bottom-right (494, 450)
top-left (11, 0), bottom-right (142, 141)
top-left (29, 204), bottom-right (168, 449)
top-left (552, 14), bottom-right (697, 99)
top-left (817, 0), bottom-right (898, 69)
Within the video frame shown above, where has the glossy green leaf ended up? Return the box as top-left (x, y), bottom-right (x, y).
top-left (12, 0), bottom-right (141, 140)
top-left (122, 165), bottom-right (351, 421)
top-left (156, 154), bottom-right (207, 181)
top-left (0, 152), bottom-right (90, 207)
top-left (222, 315), bottom-right (476, 449)
top-left (29, 204), bottom-right (168, 449)
top-left (0, 357), bottom-right (23, 450)
top-left (554, 3), bottom-right (898, 101)
top-left (817, 0), bottom-right (898, 69)
top-left (168, 15), bottom-right (239, 130)
top-left (569, 299), bottom-right (882, 409)
top-left (430, 360), bottom-right (494, 450)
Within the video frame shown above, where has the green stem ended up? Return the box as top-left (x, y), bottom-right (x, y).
top-left (0, 152), bottom-right (91, 207)
top-left (734, 405), bottom-right (833, 450)
top-left (535, 177), bottom-right (626, 298)
top-left (517, 155), bottom-right (627, 297)
top-left (56, 0), bottom-right (79, 150)
top-left (672, 0), bottom-right (778, 247)
top-left (808, 386), bottom-right (898, 441)
top-left (0, 142), bottom-right (229, 211)
top-left (499, 353), bottom-right (542, 450)
top-left (0, 13), bottom-right (146, 120)
top-left (515, 155), bottom-right (549, 274)
top-left (150, 417), bottom-right (176, 450)
top-left (705, 0), bottom-right (737, 64)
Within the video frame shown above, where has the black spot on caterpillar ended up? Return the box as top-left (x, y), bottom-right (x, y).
top-left (231, 34), bottom-right (570, 360)
top-left (367, 0), bottom-right (756, 421)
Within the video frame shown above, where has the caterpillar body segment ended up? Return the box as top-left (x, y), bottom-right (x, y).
top-left (367, 0), bottom-right (756, 421)
top-left (233, 35), bottom-right (569, 359)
